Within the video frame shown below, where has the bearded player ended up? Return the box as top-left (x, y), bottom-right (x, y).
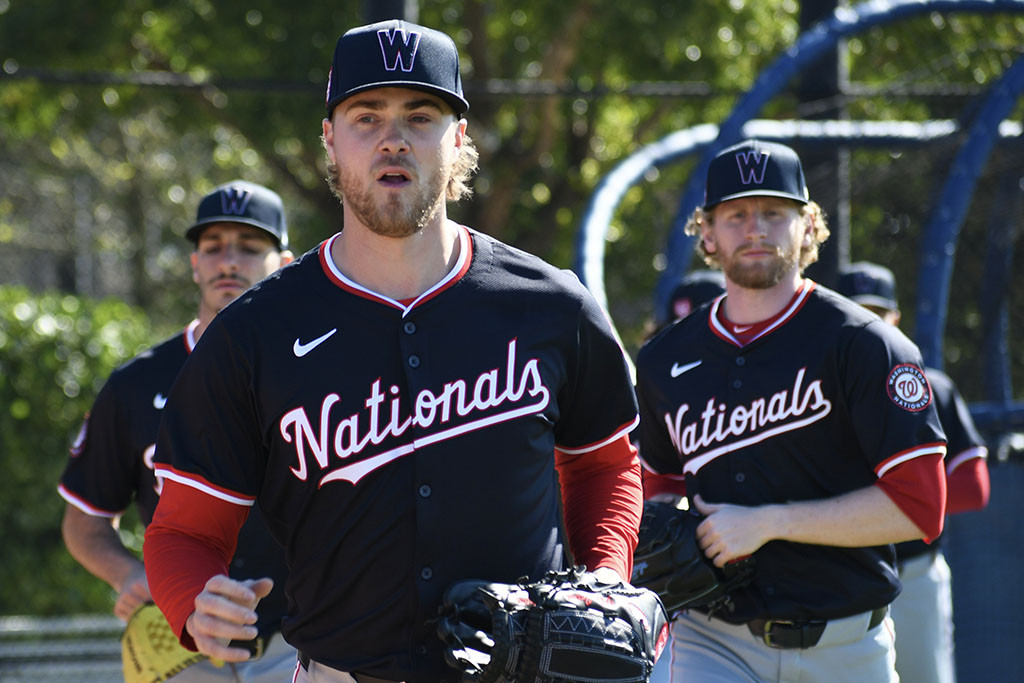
top-left (143, 20), bottom-right (642, 683)
top-left (58, 181), bottom-right (296, 681)
top-left (636, 139), bottom-right (947, 682)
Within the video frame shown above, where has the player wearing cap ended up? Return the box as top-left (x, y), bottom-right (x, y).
top-left (837, 261), bottom-right (990, 683)
top-left (661, 270), bottom-right (727, 328)
top-left (635, 139), bottom-right (948, 682)
top-left (58, 181), bottom-right (296, 681)
top-left (143, 20), bottom-right (642, 683)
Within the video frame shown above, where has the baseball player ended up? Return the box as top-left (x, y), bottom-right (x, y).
top-left (58, 181), bottom-right (297, 681)
top-left (661, 270), bottom-right (727, 328)
top-left (142, 19), bottom-right (642, 683)
top-left (635, 139), bottom-right (948, 682)
top-left (837, 260), bottom-right (990, 683)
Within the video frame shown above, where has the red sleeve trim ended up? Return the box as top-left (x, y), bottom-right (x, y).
top-left (875, 442), bottom-right (947, 478)
top-left (947, 446), bottom-right (988, 474)
top-left (642, 470), bottom-right (687, 501)
top-left (154, 464), bottom-right (256, 506)
top-left (554, 435), bottom-right (642, 579)
top-left (143, 479), bottom-right (248, 648)
top-left (875, 453), bottom-right (946, 542)
top-left (56, 484), bottom-right (121, 518)
top-left (555, 416), bottom-right (640, 455)
top-left (946, 456), bottom-right (991, 514)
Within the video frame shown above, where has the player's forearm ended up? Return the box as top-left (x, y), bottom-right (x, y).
top-left (61, 505), bottom-right (141, 592)
top-left (765, 485), bottom-right (925, 547)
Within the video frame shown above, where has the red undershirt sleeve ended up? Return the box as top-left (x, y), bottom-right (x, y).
top-left (143, 479), bottom-right (249, 649)
top-left (555, 435), bottom-right (642, 581)
top-left (875, 453), bottom-right (946, 543)
top-left (642, 469), bottom-right (687, 501)
top-left (945, 455), bottom-right (991, 514)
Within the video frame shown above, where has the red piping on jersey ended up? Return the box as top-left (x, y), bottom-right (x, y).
top-left (555, 415), bottom-right (640, 455)
top-left (56, 484), bottom-right (120, 518)
top-left (318, 225), bottom-right (474, 316)
top-left (709, 279), bottom-right (816, 347)
top-left (875, 441), bottom-right (948, 478)
top-left (947, 445), bottom-right (987, 474)
top-left (153, 464), bottom-right (255, 506)
top-left (184, 319), bottom-right (199, 353)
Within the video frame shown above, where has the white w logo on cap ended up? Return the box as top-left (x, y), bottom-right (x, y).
top-left (378, 28), bottom-right (420, 72)
top-left (220, 188), bottom-right (252, 216)
top-left (734, 150), bottom-right (770, 185)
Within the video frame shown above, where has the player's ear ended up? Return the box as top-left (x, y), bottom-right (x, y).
top-left (278, 250), bottom-right (295, 266)
top-left (700, 216), bottom-right (717, 255)
top-left (322, 118), bottom-right (336, 165)
top-left (190, 251), bottom-right (200, 284)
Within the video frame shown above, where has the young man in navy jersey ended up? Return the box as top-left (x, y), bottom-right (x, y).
top-left (838, 260), bottom-right (990, 683)
top-left (637, 140), bottom-right (947, 682)
top-left (59, 181), bottom-right (296, 681)
top-left (144, 20), bottom-right (642, 683)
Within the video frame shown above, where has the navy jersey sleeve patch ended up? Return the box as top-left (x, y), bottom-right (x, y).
top-left (886, 364), bottom-right (932, 412)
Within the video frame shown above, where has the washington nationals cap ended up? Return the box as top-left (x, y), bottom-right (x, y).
top-left (664, 270), bottom-right (726, 324)
top-left (325, 19), bottom-right (469, 118)
top-left (186, 180), bottom-right (288, 249)
top-left (836, 261), bottom-right (899, 311)
top-left (703, 139), bottom-right (810, 210)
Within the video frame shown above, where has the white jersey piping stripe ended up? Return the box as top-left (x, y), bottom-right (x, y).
top-left (57, 484), bottom-right (120, 518)
top-left (876, 443), bottom-right (948, 478)
top-left (946, 446), bottom-right (988, 474)
top-left (320, 390), bottom-right (552, 486)
top-left (708, 280), bottom-right (814, 346)
top-left (185, 319), bottom-right (199, 352)
top-left (555, 415), bottom-right (640, 455)
top-left (154, 466), bottom-right (255, 507)
top-left (682, 406), bottom-right (833, 476)
top-left (320, 225), bottom-right (471, 318)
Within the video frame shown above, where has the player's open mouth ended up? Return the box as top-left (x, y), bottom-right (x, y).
top-left (377, 168), bottom-right (412, 186)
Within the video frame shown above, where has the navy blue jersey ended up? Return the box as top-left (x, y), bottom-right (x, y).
top-left (636, 282), bottom-right (946, 623)
top-left (58, 325), bottom-right (288, 637)
top-left (154, 226), bottom-right (639, 680)
top-left (895, 367), bottom-right (987, 561)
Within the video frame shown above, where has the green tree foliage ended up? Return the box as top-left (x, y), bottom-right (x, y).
top-left (0, 287), bottom-right (154, 614)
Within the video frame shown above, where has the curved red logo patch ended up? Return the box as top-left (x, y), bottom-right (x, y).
top-left (886, 364), bottom-right (931, 412)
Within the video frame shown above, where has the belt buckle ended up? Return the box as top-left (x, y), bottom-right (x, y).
top-left (761, 619), bottom-right (796, 648)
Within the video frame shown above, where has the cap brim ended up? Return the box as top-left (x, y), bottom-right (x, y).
top-left (326, 81), bottom-right (469, 117)
top-left (704, 189), bottom-right (809, 210)
top-left (186, 217), bottom-right (283, 246)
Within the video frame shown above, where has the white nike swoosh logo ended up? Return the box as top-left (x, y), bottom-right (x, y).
top-left (670, 360), bottom-right (702, 378)
top-left (293, 329), bottom-right (338, 357)
top-left (734, 325), bottom-right (752, 333)
top-left (153, 393), bottom-right (167, 409)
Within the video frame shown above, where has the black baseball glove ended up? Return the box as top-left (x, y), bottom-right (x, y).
top-left (437, 566), bottom-right (669, 682)
top-left (631, 500), bottom-right (755, 615)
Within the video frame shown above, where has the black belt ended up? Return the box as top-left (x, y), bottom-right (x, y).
top-left (297, 653), bottom-right (396, 682)
top-left (746, 606), bottom-right (888, 649)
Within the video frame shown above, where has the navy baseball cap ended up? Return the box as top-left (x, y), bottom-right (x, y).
top-left (836, 261), bottom-right (899, 311)
top-left (665, 270), bottom-right (726, 323)
top-left (325, 19), bottom-right (469, 118)
top-left (703, 139), bottom-right (810, 210)
top-left (186, 180), bottom-right (288, 249)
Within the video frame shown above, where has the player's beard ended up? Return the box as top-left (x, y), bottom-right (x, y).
top-left (331, 159), bottom-right (448, 238)
top-left (719, 242), bottom-right (800, 289)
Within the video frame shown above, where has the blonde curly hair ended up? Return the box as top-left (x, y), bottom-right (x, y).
top-left (683, 200), bottom-right (830, 271)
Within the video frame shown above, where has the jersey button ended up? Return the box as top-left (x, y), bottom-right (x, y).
top-left (735, 472), bottom-right (745, 483)
top-left (404, 321), bottom-right (417, 335)
top-left (732, 379), bottom-right (742, 389)
top-left (408, 355), bottom-right (421, 368)
top-left (735, 357), bottom-right (746, 366)
top-left (418, 484), bottom-right (432, 498)
top-left (420, 566), bottom-right (433, 580)
top-left (416, 645), bottom-right (428, 656)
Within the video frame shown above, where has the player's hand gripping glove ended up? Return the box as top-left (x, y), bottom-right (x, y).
top-left (437, 566), bottom-right (669, 682)
top-left (121, 603), bottom-right (206, 683)
top-left (631, 500), bottom-right (755, 615)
